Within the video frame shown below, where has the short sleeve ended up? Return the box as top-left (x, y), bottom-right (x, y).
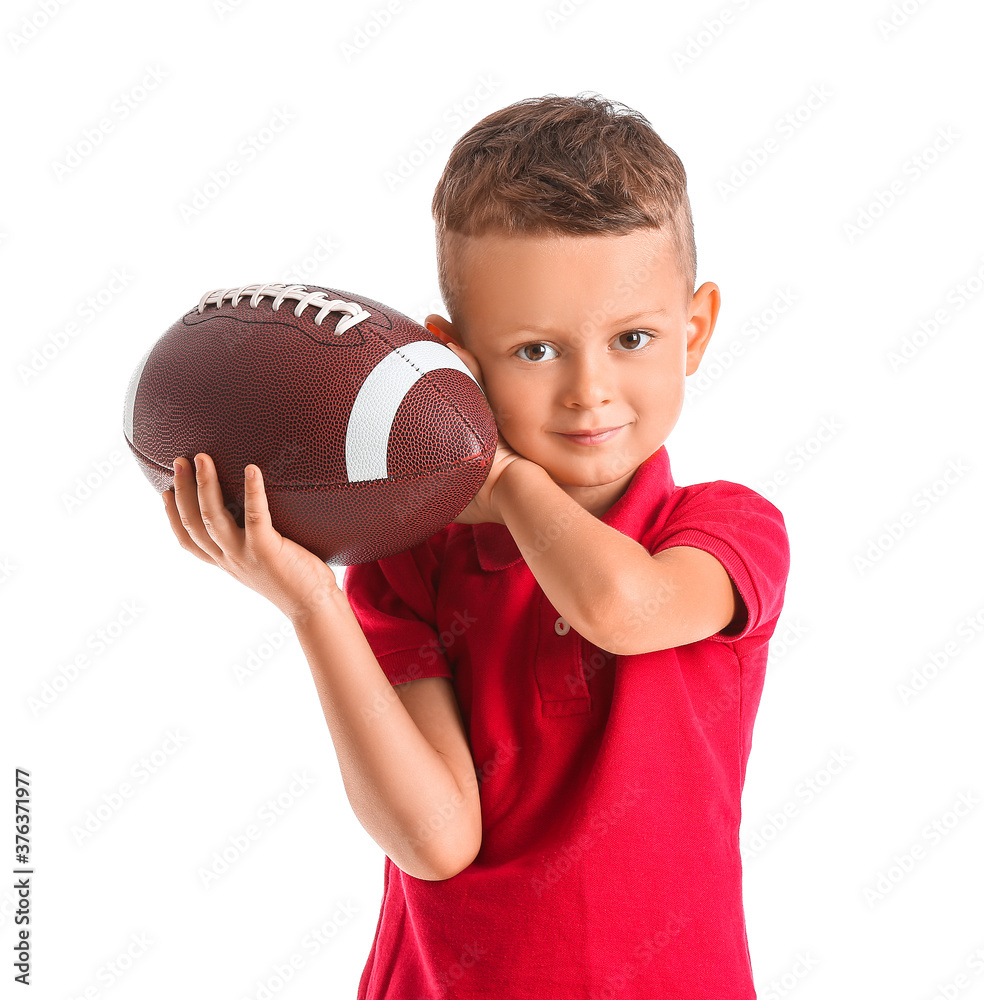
top-left (342, 538), bottom-right (453, 686)
top-left (652, 482), bottom-right (791, 645)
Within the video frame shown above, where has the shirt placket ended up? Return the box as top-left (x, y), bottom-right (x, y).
top-left (534, 592), bottom-right (592, 717)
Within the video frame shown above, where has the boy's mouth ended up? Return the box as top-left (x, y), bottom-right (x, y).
top-left (555, 425), bottom-right (624, 446)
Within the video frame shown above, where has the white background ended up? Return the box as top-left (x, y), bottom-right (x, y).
top-left (3, 0), bottom-right (983, 997)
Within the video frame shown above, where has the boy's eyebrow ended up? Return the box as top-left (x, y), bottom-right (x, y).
top-left (516, 309), bottom-right (668, 336)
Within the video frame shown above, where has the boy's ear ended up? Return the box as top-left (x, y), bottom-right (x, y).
top-left (685, 282), bottom-right (721, 376)
top-left (425, 314), bottom-right (457, 346)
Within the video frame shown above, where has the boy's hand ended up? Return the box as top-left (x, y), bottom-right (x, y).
top-left (163, 453), bottom-right (340, 623)
top-left (445, 342), bottom-right (528, 526)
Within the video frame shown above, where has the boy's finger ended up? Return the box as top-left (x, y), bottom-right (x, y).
top-left (170, 458), bottom-right (210, 545)
top-left (171, 456), bottom-right (223, 562)
top-left (193, 453), bottom-right (237, 548)
top-left (162, 489), bottom-right (216, 566)
top-left (243, 464), bottom-right (274, 542)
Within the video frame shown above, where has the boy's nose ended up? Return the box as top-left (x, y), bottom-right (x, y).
top-left (561, 355), bottom-right (614, 408)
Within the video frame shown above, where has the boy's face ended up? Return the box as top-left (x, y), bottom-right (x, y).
top-left (426, 227), bottom-right (720, 517)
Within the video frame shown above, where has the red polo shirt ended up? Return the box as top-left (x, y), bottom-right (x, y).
top-left (343, 444), bottom-right (790, 999)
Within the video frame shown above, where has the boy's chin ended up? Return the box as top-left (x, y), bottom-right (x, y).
top-left (536, 452), bottom-right (640, 490)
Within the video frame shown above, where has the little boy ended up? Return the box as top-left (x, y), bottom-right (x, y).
top-left (165, 94), bottom-right (790, 998)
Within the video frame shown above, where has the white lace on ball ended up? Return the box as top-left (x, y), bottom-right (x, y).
top-left (197, 283), bottom-right (372, 334)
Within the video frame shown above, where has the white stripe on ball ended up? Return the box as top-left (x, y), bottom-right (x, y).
top-left (123, 346), bottom-right (154, 446)
top-left (345, 341), bottom-right (482, 483)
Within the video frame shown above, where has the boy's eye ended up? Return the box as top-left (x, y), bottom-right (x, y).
top-left (514, 330), bottom-right (654, 363)
top-left (613, 330), bottom-right (654, 351)
top-left (515, 342), bottom-right (559, 362)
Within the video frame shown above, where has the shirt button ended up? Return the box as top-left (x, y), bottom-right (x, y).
top-left (554, 616), bottom-right (570, 636)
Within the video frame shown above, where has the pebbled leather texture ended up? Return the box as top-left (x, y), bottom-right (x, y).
top-left (123, 284), bottom-right (497, 566)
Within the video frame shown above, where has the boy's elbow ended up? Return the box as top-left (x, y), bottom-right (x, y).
top-left (402, 830), bottom-right (482, 882)
top-left (442, 840), bottom-right (482, 880)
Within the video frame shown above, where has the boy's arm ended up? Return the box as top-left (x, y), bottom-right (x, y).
top-left (292, 590), bottom-right (482, 881)
top-left (164, 454), bottom-right (478, 880)
top-left (492, 459), bottom-right (740, 655)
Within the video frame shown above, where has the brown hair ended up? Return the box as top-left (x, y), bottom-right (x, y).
top-left (431, 92), bottom-right (697, 326)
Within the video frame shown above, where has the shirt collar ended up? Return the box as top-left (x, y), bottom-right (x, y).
top-left (472, 444), bottom-right (676, 572)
